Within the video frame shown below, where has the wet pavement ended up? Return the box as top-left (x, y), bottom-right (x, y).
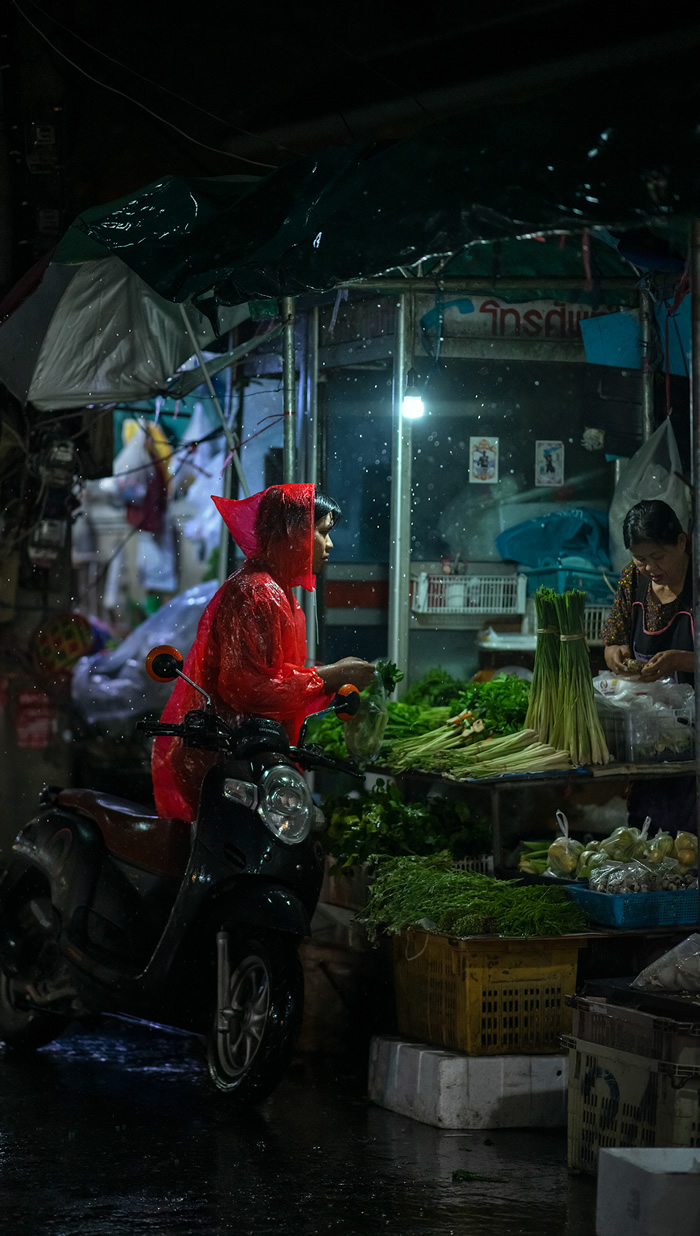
top-left (0, 1020), bottom-right (597, 1236)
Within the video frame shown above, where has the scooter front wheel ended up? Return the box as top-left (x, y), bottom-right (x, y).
top-left (207, 931), bottom-right (303, 1103)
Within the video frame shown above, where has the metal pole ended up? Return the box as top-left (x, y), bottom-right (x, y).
top-left (282, 295), bottom-right (296, 482)
top-left (639, 289), bottom-right (655, 441)
top-left (178, 304), bottom-right (250, 498)
top-left (388, 293), bottom-right (412, 694)
top-left (690, 221), bottom-right (700, 870)
top-left (304, 308), bottom-right (320, 668)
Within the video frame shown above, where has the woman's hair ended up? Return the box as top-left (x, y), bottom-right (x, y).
top-left (623, 499), bottom-right (686, 549)
top-left (314, 491), bottom-right (342, 526)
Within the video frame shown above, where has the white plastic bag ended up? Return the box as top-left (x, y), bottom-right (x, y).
top-left (631, 933), bottom-right (700, 992)
top-left (608, 419), bottom-right (691, 572)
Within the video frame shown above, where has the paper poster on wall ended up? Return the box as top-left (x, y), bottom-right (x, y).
top-left (469, 436), bottom-right (499, 484)
top-left (535, 440), bottom-right (564, 487)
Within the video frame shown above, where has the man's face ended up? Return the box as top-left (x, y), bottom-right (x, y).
top-left (312, 513), bottom-right (334, 575)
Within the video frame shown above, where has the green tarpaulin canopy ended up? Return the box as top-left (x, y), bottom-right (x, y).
top-left (55, 67), bottom-right (698, 309)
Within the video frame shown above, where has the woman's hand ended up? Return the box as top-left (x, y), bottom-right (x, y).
top-left (640, 649), bottom-right (695, 681)
top-left (604, 644), bottom-right (631, 673)
top-left (318, 658), bottom-right (376, 693)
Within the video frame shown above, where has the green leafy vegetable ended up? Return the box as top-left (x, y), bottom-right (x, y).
top-left (402, 667), bottom-right (469, 708)
top-left (322, 779), bottom-right (491, 869)
top-left (364, 853), bottom-right (587, 941)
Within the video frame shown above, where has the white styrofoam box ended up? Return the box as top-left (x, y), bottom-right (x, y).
top-left (367, 1035), bottom-right (568, 1129)
top-left (596, 1148), bottom-right (700, 1236)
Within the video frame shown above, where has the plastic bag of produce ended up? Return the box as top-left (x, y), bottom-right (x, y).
top-left (589, 858), bottom-right (655, 893)
top-left (546, 811), bottom-right (584, 879)
top-left (343, 671), bottom-right (388, 762)
top-left (599, 824), bottom-right (642, 863)
top-left (576, 840), bottom-right (602, 879)
top-left (632, 933), bottom-right (700, 993)
top-left (674, 831), bottom-right (699, 870)
top-left (641, 828), bottom-right (675, 865)
top-left (632, 816), bottom-right (652, 859)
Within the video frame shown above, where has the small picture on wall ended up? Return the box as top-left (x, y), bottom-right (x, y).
top-left (535, 440), bottom-right (564, 487)
top-left (469, 436), bottom-right (499, 484)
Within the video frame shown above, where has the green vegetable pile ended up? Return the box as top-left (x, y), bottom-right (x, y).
top-left (322, 779), bottom-right (491, 869)
top-left (364, 853), bottom-right (587, 942)
top-left (452, 674), bottom-right (531, 736)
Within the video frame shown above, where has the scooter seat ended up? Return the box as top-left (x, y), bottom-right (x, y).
top-left (57, 789), bottom-right (192, 879)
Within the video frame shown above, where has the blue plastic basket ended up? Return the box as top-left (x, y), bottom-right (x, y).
top-left (566, 883), bottom-right (699, 929)
top-left (523, 565), bottom-right (618, 604)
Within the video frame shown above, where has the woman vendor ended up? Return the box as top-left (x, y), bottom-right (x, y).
top-left (601, 498), bottom-right (695, 832)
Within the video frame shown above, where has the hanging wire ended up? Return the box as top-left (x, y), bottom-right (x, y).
top-left (17, 0), bottom-right (297, 156)
top-left (11, 0), bottom-right (278, 170)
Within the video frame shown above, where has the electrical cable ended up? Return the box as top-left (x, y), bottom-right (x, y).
top-left (17, 0), bottom-right (296, 156)
top-left (10, 0), bottom-right (278, 170)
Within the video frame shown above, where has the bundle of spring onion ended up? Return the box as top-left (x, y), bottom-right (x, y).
top-left (524, 587), bottom-right (560, 743)
top-left (438, 728), bottom-right (571, 779)
top-left (387, 717), bottom-right (571, 778)
top-left (549, 589), bottom-right (609, 766)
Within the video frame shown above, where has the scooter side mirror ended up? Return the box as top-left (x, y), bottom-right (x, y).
top-left (334, 683), bottom-right (361, 722)
top-left (146, 645), bottom-right (184, 683)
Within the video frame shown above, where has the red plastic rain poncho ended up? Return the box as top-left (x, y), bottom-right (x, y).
top-left (151, 483), bottom-right (334, 820)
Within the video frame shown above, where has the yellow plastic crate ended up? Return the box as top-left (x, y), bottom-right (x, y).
top-left (391, 929), bottom-right (584, 1055)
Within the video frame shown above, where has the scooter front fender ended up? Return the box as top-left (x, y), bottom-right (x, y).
top-left (218, 883), bottom-right (311, 939)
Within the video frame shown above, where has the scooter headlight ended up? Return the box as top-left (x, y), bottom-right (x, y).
top-left (257, 765), bottom-right (312, 845)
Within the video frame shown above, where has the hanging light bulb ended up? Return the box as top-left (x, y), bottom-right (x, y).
top-left (402, 367), bottom-right (424, 419)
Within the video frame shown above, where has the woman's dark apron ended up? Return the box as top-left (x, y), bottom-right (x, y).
top-left (627, 569), bottom-right (696, 833)
top-left (630, 571), bottom-right (694, 685)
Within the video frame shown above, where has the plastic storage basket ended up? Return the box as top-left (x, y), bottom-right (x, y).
top-left (565, 1035), bottom-right (700, 1173)
top-left (524, 597), bottom-right (612, 644)
top-left (565, 883), bottom-right (699, 929)
top-left (523, 565), bottom-right (618, 604)
top-left (595, 698), bottom-right (695, 764)
top-left (391, 929), bottom-right (583, 1055)
top-left (412, 573), bottom-right (527, 615)
top-left (568, 995), bottom-right (700, 1066)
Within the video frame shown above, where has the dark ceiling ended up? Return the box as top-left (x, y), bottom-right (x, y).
top-left (4, 0), bottom-right (700, 289)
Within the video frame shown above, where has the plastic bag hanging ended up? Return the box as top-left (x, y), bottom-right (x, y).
top-left (546, 810), bottom-right (584, 879)
top-left (342, 669), bottom-right (388, 763)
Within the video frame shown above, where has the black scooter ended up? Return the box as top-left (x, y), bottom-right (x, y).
top-left (0, 646), bottom-right (362, 1102)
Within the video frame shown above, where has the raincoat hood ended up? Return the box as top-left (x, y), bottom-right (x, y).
top-left (211, 483), bottom-right (316, 592)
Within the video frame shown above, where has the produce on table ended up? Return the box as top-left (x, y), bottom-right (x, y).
top-left (321, 778), bottom-right (491, 870)
top-left (549, 590), bottom-right (609, 766)
top-left (525, 587), bottom-right (560, 743)
top-left (363, 853), bottom-right (587, 942)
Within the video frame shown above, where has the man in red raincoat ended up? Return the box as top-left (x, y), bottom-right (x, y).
top-left (151, 483), bottom-right (375, 820)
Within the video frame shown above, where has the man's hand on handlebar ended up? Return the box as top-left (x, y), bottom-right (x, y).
top-left (317, 658), bottom-right (376, 693)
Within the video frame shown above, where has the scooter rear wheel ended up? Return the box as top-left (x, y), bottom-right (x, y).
top-left (0, 891), bottom-right (68, 1050)
top-left (207, 931), bottom-right (303, 1103)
